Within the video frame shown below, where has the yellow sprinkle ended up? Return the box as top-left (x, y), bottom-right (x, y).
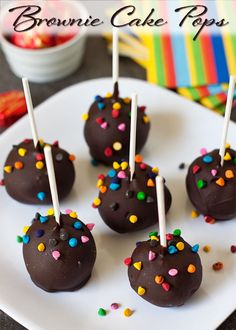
top-left (4, 165), bottom-right (12, 173)
top-left (224, 152), bottom-right (231, 161)
top-left (176, 242), bottom-right (185, 251)
top-left (225, 142), bottom-right (231, 149)
top-left (123, 97), bottom-right (131, 104)
top-left (69, 211), bottom-right (77, 219)
top-left (39, 139), bottom-right (44, 147)
top-left (37, 243), bottom-right (45, 252)
top-left (113, 102), bottom-right (121, 110)
top-left (187, 264), bottom-right (196, 273)
top-left (18, 148), bottom-right (27, 157)
top-left (138, 286), bottom-right (146, 295)
top-left (82, 113), bottom-right (89, 121)
top-left (133, 261), bottom-right (142, 270)
top-left (113, 142), bottom-right (122, 151)
top-left (93, 198), bottom-right (101, 206)
top-left (47, 208), bottom-right (54, 216)
top-left (23, 226), bottom-right (30, 234)
top-left (113, 161), bottom-right (120, 170)
top-left (203, 245), bottom-right (211, 252)
top-left (143, 115), bottom-right (150, 124)
top-left (225, 170), bottom-right (234, 179)
top-left (150, 236), bottom-right (159, 241)
top-left (154, 275), bottom-right (164, 284)
top-left (152, 167), bottom-right (159, 174)
top-left (36, 161), bottom-right (44, 170)
top-left (121, 161), bottom-right (128, 170)
top-left (105, 92), bottom-right (112, 98)
top-left (123, 308), bottom-right (133, 317)
top-left (97, 179), bottom-right (104, 188)
top-left (129, 215), bottom-right (138, 223)
top-left (191, 210), bottom-right (199, 218)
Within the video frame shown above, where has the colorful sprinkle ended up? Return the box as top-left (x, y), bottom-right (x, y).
top-left (203, 155), bottom-right (213, 164)
top-left (37, 192), bottom-right (46, 201)
top-left (36, 161), bottom-right (44, 170)
top-left (113, 102), bottom-right (121, 110)
top-left (168, 245), bottom-right (178, 254)
top-left (105, 92), bottom-right (112, 98)
top-left (123, 308), bottom-right (133, 317)
top-left (52, 250), bottom-right (61, 260)
top-left (187, 264), bottom-right (196, 273)
top-left (112, 109), bottom-right (119, 118)
top-left (138, 286), bottom-right (146, 295)
top-left (110, 183), bottom-right (120, 191)
top-left (37, 243), bottom-right (45, 252)
top-left (14, 161), bottom-right (23, 169)
top-left (173, 229), bottom-right (181, 236)
top-left (203, 245), bottom-right (211, 252)
top-left (200, 148), bottom-right (207, 155)
top-left (143, 115), bottom-right (150, 124)
top-left (69, 154), bottom-right (75, 161)
top-left (108, 169), bottom-right (116, 178)
top-left (40, 216), bottom-right (48, 223)
top-left (35, 229), bottom-right (44, 238)
top-left (133, 261), bottom-right (142, 270)
top-left (35, 153), bottom-right (44, 161)
top-left (191, 210), bottom-right (199, 218)
top-left (137, 191), bottom-right (146, 201)
top-left (166, 233), bottom-right (173, 240)
top-left (225, 170), bottom-right (234, 179)
top-left (216, 177), bottom-right (225, 186)
top-left (4, 166), bottom-right (12, 173)
top-left (204, 215), bottom-right (216, 224)
top-left (140, 163), bottom-right (147, 170)
top-left (179, 162), bottom-right (185, 169)
top-left (113, 142), bottom-right (122, 151)
top-left (148, 250), bottom-right (157, 261)
top-left (74, 221), bottom-right (83, 230)
top-left (212, 262), bottom-right (223, 271)
top-left (101, 122), bottom-right (108, 129)
top-left (23, 226), bottom-right (30, 234)
top-left (147, 179), bottom-right (155, 187)
top-left (82, 113), bottom-right (89, 121)
top-left (95, 95), bottom-right (103, 102)
top-left (168, 268), bottom-right (178, 276)
top-left (110, 303), bottom-right (119, 310)
top-left (118, 123), bottom-right (126, 131)
top-left (176, 242), bottom-right (185, 250)
top-left (16, 236), bottom-right (23, 243)
top-left (197, 179), bottom-right (207, 189)
top-left (86, 223), bottom-right (95, 231)
top-left (148, 231), bottom-right (158, 237)
top-left (154, 275), bottom-right (164, 284)
top-left (224, 152), bottom-right (231, 161)
top-left (135, 154), bottom-right (143, 163)
top-left (124, 257), bottom-right (132, 266)
top-left (129, 215), bottom-right (138, 224)
top-left (100, 186), bottom-right (107, 193)
top-left (121, 162), bottom-right (128, 170)
top-left (93, 198), bottom-right (101, 206)
top-left (162, 282), bottom-right (170, 292)
top-left (117, 170), bottom-right (126, 179)
top-left (69, 238), bottom-right (78, 247)
top-left (0, 179), bottom-right (5, 186)
top-left (211, 169), bottom-right (217, 176)
top-left (124, 97), bottom-right (131, 104)
top-left (18, 148), bottom-right (27, 157)
top-left (104, 147), bottom-right (113, 158)
top-left (113, 161), bottom-right (120, 170)
top-left (96, 117), bottom-right (104, 125)
top-left (192, 244), bottom-right (199, 253)
top-left (98, 308), bottom-right (106, 316)
top-left (81, 236), bottom-right (89, 243)
top-left (192, 164), bottom-right (201, 174)
top-left (98, 102), bottom-right (105, 110)
top-left (230, 245), bottom-right (236, 253)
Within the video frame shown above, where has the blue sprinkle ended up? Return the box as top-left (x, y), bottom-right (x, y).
top-left (40, 216), bottom-right (49, 224)
top-left (69, 237), bottom-right (78, 248)
top-left (168, 245), bottom-right (178, 254)
top-left (203, 155), bottom-right (213, 164)
top-left (35, 229), bottom-right (44, 238)
top-left (110, 183), bottom-right (120, 191)
top-left (74, 221), bottom-right (83, 230)
top-left (108, 169), bottom-right (116, 178)
top-left (37, 192), bottom-right (46, 201)
top-left (147, 171), bottom-right (156, 179)
top-left (91, 159), bottom-right (98, 167)
top-left (192, 244), bottom-right (199, 253)
top-left (95, 95), bottom-right (103, 102)
top-left (98, 102), bottom-right (105, 110)
top-left (111, 177), bottom-right (121, 184)
top-left (22, 235), bottom-right (30, 244)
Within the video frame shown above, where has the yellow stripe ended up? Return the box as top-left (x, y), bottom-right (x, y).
top-left (184, 34), bottom-right (198, 86)
top-left (177, 88), bottom-right (194, 100)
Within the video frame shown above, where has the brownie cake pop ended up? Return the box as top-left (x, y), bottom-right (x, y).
top-left (2, 78), bottom-right (75, 204)
top-left (186, 76), bottom-right (236, 221)
top-left (93, 155), bottom-right (172, 233)
top-left (18, 146), bottom-right (96, 292)
top-left (83, 27), bottom-right (150, 165)
top-left (126, 177), bottom-right (202, 307)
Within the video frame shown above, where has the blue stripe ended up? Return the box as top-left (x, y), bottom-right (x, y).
top-left (171, 35), bottom-right (190, 86)
top-left (211, 35), bottom-right (229, 83)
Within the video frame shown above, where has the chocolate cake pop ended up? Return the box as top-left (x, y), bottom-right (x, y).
top-left (3, 139), bottom-right (75, 204)
top-left (19, 211), bottom-right (96, 292)
top-left (93, 155), bottom-right (172, 233)
top-left (186, 147), bottom-right (236, 220)
top-left (127, 229), bottom-right (202, 307)
top-left (83, 83), bottom-right (150, 165)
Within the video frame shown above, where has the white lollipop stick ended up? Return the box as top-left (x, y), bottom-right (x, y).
top-left (156, 176), bottom-right (167, 247)
top-left (129, 92), bottom-right (138, 181)
top-left (112, 26), bottom-right (119, 84)
top-left (44, 146), bottom-right (60, 225)
top-left (22, 77), bottom-right (39, 148)
top-left (219, 75), bottom-right (236, 166)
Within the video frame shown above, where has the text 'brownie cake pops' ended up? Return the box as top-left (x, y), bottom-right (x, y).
top-left (83, 27), bottom-right (150, 165)
top-left (93, 93), bottom-right (171, 233)
top-left (186, 76), bottom-right (236, 221)
top-left (3, 78), bottom-right (75, 204)
top-left (126, 176), bottom-right (202, 307)
top-left (18, 146), bottom-right (96, 292)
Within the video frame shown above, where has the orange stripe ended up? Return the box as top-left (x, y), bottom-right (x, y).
top-left (200, 34), bottom-right (218, 84)
top-left (162, 34), bottom-right (176, 88)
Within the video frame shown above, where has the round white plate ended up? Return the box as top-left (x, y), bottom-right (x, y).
top-left (0, 78), bottom-right (235, 330)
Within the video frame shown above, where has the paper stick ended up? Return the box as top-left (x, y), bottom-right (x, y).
top-left (156, 176), bottom-right (167, 248)
top-left (112, 26), bottom-right (119, 85)
top-left (22, 77), bottom-right (39, 148)
top-left (129, 92), bottom-right (138, 181)
top-left (44, 146), bottom-right (60, 225)
top-left (219, 75), bottom-right (236, 166)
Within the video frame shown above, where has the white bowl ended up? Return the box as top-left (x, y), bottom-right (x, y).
top-left (0, 1), bottom-right (88, 83)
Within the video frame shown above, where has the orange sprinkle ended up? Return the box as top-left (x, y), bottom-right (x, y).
top-left (69, 154), bottom-right (76, 161)
top-left (187, 264), bottom-right (196, 273)
top-left (100, 186), bottom-right (107, 194)
top-left (225, 170), bottom-right (234, 179)
top-left (147, 179), bottom-right (155, 187)
top-left (14, 161), bottom-right (24, 169)
top-left (215, 177), bottom-right (225, 187)
top-left (154, 275), bottom-right (164, 284)
top-left (135, 154), bottom-right (143, 163)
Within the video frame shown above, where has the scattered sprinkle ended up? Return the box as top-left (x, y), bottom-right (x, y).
top-left (135, 154), bottom-right (143, 163)
top-left (203, 245), bottom-right (211, 252)
top-left (225, 170), bottom-right (234, 179)
top-left (110, 303), bottom-right (119, 310)
top-left (37, 191), bottom-right (46, 201)
top-left (168, 268), bottom-right (178, 276)
top-left (74, 221), bottom-right (83, 230)
top-left (138, 286), bottom-right (146, 295)
top-left (155, 275), bottom-right (164, 284)
top-left (14, 161), bottom-right (23, 169)
top-left (162, 282), bottom-right (170, 292)
top-left (52, 250), bottom-right (61, 260)
top-left (204, 215), bottom-right (216, 224)
top-left (187, 264), bottom-right (196, 273)
top-left (22, 235), bottom-right (30, 244)
top-left (69, 154), bottom-right (76, 161)
top-left (23, 226), bottom-right (30, 234)
top-left (98, 308), bottom-right (106, 316)
top-left (197, 179), bottom-right (207, 189)
top-left (37, 243), bottom-right (45, 252)
top-left (81, 236), bottom-right (89, 243)
top-left (40, 216), bottom-right (48, 224)
top-left (212, 262), bottom-right (223, 271)
top-left (35, 161), bottom-right (44, 170)
top-left (211, 169), bottom-right (217, 176)
top-left (113, 102), bottom-right (121, 110)
top-left (230, 245), bottom-right (236, 253)
top-left (113, 142), bottom-right (122, 151)
top-left (179, 162), bottom-right (185, 169)
top-left (133, 261), bottom-right (142, 270)
top-left (137, 191), bottom-right (146, 201)
top-left (224, 152), bottom-right (231, 161)
top-left (129, 215), bottom-right (138, 224)
top-left (193, 164), bottom-right (201, 174)
top-left (176, 242), bottom-right (185, 250)
top-left (35, 229), bottom-right (44, 238)
top-left (82, 113), bottom-right (89, 121)
top-left (69, 238), bottom-right (78, 247)
top-left (118, 123), bottom-right (126, 131)
top-left (18, 148), bottom-right (27, 157)
top-left (123, 308), bottom-right (133, 317)
top-left (124, 257), bottom-right (132, 266)
top-left (104, 147), bottom-right (113, 158)
top-left (203, 155), bottom-right (213, 164)
top-left (69, 211), bottom-right (78, 219)
top-left (192, 244), bottom-right (199, 253)
top-left (47, 208), bottom-right (54, 216)
top-left (93, 198), bottom-right (101, 206)
top-left (148, 250), bottom-right (157, 261)
top-left (200, 148), bottom-right (207, 156)
top-left (191, 210), bottom-right (199, 218)
top-left (4, 165), bottom-right (12, 173)
top-left (173, 228), bottom-right (181, 236)
top-left (16, 236), bottom-right (22, 243)
top-left (215, 177), bottom-right (225, 187)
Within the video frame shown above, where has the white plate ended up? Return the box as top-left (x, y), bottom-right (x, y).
top-left (0, 78), bottom-right (235, 330)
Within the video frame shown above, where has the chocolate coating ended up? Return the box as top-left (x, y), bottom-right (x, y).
top-left (22, 213), bottom-right (96, 292)
top-left (96, 160), bottom-right (172, 233)
top-left (128, 234), bottom-right (202, 307)
top-left (84, 93), bottom-right (150, 165)
top-left (3, 139), bottom-right (75, 204)
top-left (186, 148), bottom-right (236, 220)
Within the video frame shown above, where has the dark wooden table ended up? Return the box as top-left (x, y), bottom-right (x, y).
top-left (0, 36), bottom-right (235, 330)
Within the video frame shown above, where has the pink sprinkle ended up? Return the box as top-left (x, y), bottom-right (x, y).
top-left (200, 148), bottom-right (207, 156)
top-left (140, 163), bottom-right (147, 170)
top-left (52, 250), bottom-right (61, 260)
top-left (168, 268), bottom-right (178, 276)
top-left (86, 223), bottom-right (95, 231)
top-left (101, 122), bottom-right (108, 129)
top-left (118, 123), bottom-right (126, 131)
top-left (110, 303), bottom-right (119, 310)
top-left (211, 169), bottom-right (217, 176)
top-left (148, 250), bottom-right (156, 261)
top-left (81, 236), bottom-right (89, 243)
top-left (65, 209), bottom-right (72, 214)
top-left (117, 171), bottom-right (126, 179)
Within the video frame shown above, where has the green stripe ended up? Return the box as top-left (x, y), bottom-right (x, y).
top-left (191, 34), bottom-right (206, 86)
top-left (153, 33), bottom-right (166, 86)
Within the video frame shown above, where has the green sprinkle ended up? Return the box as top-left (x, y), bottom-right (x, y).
top-left (137, 191), bottom-right (146, 201)
top-left (98, 308), bottom-right (106, 316)
top-left (16, 235), bottom-right (23, 243)
top-left (233, 157), bottom-right (236, 164)
top-left (173, 229), bottom-right (181, 236)
top-left (197, 179), bottom-right (207, 189)
top-left (148, 231), bottom-right (158, 237)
